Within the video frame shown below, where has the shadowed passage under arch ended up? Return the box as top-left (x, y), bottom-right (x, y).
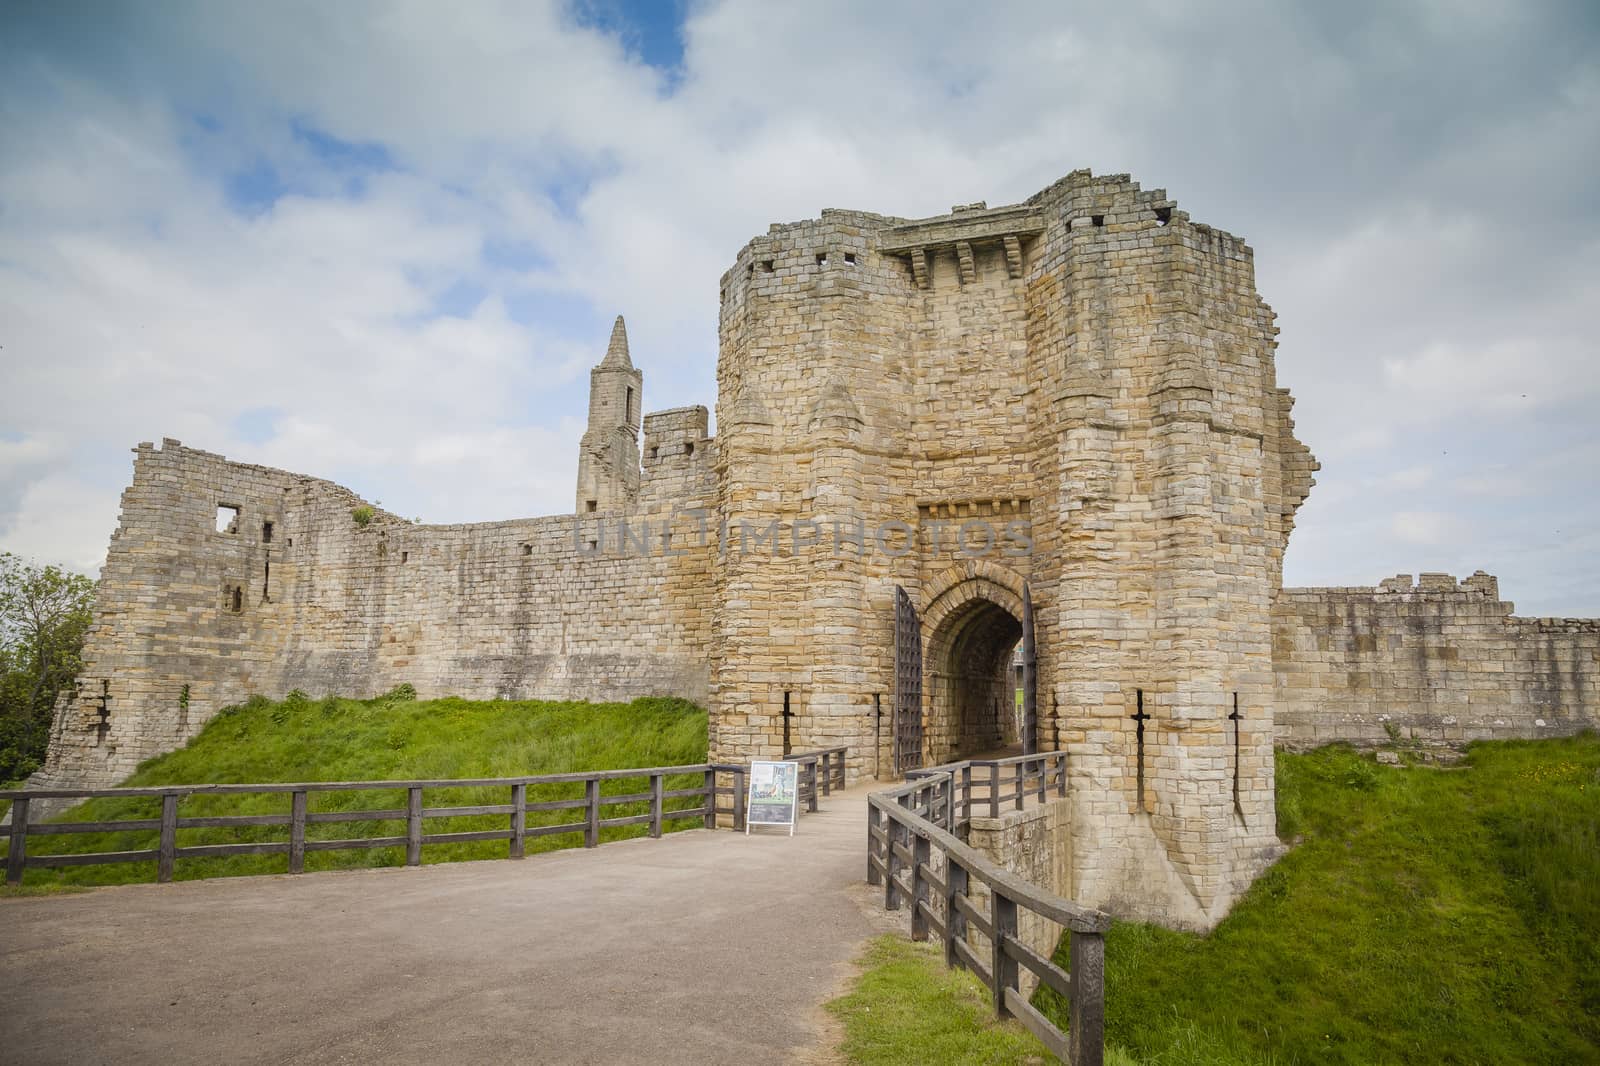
top-left (925, 593), bottom-right (1023, 763)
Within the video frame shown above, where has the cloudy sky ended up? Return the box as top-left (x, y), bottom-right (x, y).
top-left (1, 1), bottom-right (1596, 615)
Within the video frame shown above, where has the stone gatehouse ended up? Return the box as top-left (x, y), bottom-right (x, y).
top-left (36, 169), bottom-right (1598, 928)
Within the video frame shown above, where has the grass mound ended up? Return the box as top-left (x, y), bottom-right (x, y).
top-left (828, 936), bottom-right (1084, 1065)
top-left (1038, 734), bottom-right (1600, 1065)
top-left (7, 690), bottom-right (709, 887)
top-left (829, 735), bottom-right (1599, 1064)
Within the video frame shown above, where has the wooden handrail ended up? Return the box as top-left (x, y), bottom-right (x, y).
top-left (784, 746), bottom-right (849, 807)
top-left (0, 763), bottom-right (735, 800)
top-left (0, 760), bottom-right (785, 886)
top-left (905, 752), bottom-right (1068, 833)
top-left (866, 759), bottom-right (1105, 1065)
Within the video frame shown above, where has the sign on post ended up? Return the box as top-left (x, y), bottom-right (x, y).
top-left (746, 760), bottom-right (799, 836)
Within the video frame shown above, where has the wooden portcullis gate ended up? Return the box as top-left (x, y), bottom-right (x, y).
top-left (893, 585), bottom-right (924, 775)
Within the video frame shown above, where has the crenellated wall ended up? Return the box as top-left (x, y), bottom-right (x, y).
top-left (36, 434), bottom-right (717, 791)
top-left (1273, 572), bottom-right (1600, 749)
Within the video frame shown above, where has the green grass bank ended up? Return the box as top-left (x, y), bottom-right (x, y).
top-left (835, 734), bottom-right (1600, 1065)
top-left (2, 689), bottom-right (710, 888)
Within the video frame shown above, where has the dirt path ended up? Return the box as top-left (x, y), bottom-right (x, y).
top-left (0, 786), bottom-right (887, 1066)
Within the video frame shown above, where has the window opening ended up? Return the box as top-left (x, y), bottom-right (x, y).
top-left (782, 691), bottom-right (793, 756)
top-left (1130, 688), bottom-right (1150, 812)
top-left (1229, 692), bottom-right (1244, 817)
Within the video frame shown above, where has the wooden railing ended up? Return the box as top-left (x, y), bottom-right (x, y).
top-left (0, 763), bottom-right (754, 886)
top-left (906, 751), bottom-right (1067, 830)
top-left (785, 746), bottom-right (849, 812)
top-left (866, 761), bottom-right (1106, 1065)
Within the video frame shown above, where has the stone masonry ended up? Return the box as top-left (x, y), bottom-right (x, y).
top-left (35, 169), bottom-right (1598, 930)
top-left (1274, 571), bottom-right (1599, 749)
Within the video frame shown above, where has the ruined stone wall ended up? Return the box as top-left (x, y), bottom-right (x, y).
top-left (1274, 572), bottom-right (1600, 749)
top-left (37, 436), bottom-right (716, 791)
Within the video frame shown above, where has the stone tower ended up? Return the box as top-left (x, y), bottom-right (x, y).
top-left (709, 173), bottom-right (1319, 927)
top-left (575, 315), bottom-right (643, 513)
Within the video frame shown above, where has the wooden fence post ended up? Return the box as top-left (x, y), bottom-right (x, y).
top-left (1057, 753), bottom-right (1068, 797)
top-left (731, 767), bottom-right (746, 831)
top-left (961, 764), bottom-right (972, 825)
top-left (510, 783), bottom-right (526, 859)
top-left (406, 786), bottom-right (423, 866)
top-left (649, 774), bottom-right (664, 838)
top-left (702, 769), bottom-right (716, 829)
top-left (1069, 931), bottom-right (1107, 1066)
top-left (884, 814), bottom-right (903, 911)
top-left (157, 793), bottom-right (179, 883)
top-left (944, 855), bottom-right (968, 969)
top-left (866, 803), bottom-right (882, 886)
top-left (289, 790), bottom-right (307, 874)
top-left (585, 778), bottom-right (601, 847)
top-left (991, 890), bottom-right (1019, 1018)
top-left (910, 830), bottom-right (931, 942)
top-left (5, 797), bottom-right (28, 885)
top-left (990, 763), bottom-right (1001, 819)
top-left (1014, 762), bottom-right (1025, 811)
top-left (806, 760), bottom-right (819, 813)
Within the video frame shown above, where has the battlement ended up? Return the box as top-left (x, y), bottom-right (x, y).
top-left (1280, 570), bottom-right (1507, 605)
top-left (642, 406), bottom-right (710, 461)
top-left (1274, 574), bottom-right (1599, 751)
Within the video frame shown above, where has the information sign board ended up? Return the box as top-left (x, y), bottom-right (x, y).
top-left (745, 760), bottom-right (799, 836)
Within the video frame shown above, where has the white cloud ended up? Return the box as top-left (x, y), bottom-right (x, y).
top-left (0, 0), bottom-right (1597, 614)
top-left (1391, 511), bottom-right (1455, 546)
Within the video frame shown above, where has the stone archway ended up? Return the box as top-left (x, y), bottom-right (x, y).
top-left (922, 566), bottom-right (1027, 764)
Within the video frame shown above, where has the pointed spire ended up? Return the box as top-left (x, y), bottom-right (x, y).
top-left (600, 315), bottom-right (632, 369)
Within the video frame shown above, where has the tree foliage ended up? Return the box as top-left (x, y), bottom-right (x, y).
top-left (0, 552), bottom-right (97, 781)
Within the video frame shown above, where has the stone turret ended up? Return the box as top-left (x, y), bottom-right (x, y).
top-left (575, 316), bottom-right (643, 513)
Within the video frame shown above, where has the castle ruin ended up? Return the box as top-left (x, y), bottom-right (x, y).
top-left (35, 170), bottom-right (1599, 929)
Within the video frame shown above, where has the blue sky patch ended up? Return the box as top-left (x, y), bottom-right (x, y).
top-left (291, 120), bottom-right (395, 174)
top-left (232, 407), bottom-right (283, 446)
top-left (433, 279), bottom-right (488, 318)
top-left (224, 158), bottom-right (289, 216)
top-left (569, 0), bottom-right (688, 84)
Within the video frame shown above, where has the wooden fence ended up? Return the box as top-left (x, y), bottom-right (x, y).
top-left (0, 763), bottom-right (755, 886)
top-left (785, 745), bottom-right (848, 811)
top-left (867, 758), bottom-right (1106, 1065)
top-left (906, 751), bottom-right (1068, 830)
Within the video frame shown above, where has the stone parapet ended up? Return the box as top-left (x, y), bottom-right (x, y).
top-left (1273, 572), bottom-right (1599, 749)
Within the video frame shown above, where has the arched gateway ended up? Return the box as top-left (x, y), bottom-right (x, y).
top-left (914, 568), bottom-right (1031, 767)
